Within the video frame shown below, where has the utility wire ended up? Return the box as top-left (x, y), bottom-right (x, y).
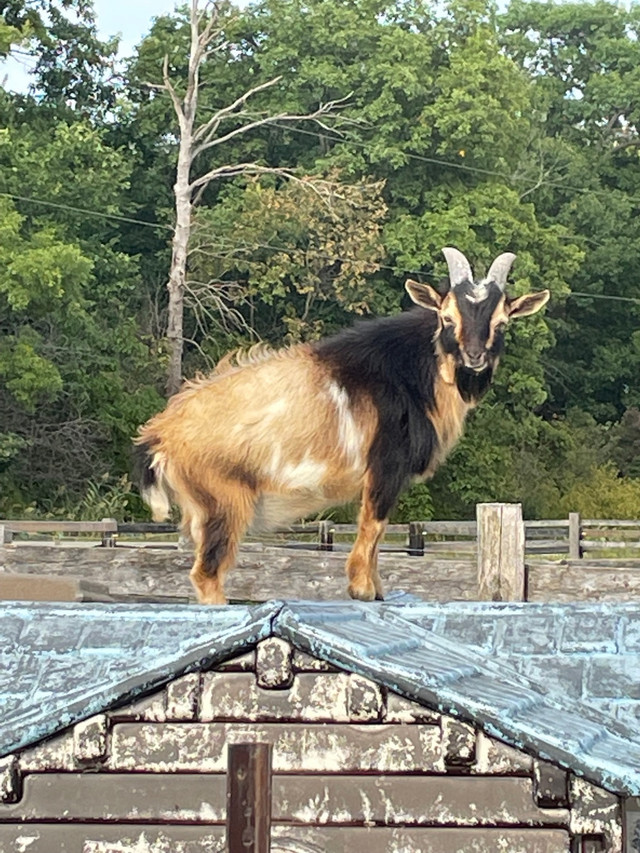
top-left (0, 192), bottom-right (171, 231)
top-left (5, 188), bottom-right (640, 305)
top-left (4, 182), bottom-right (640, 306)
top-left (269, 120), bottom-right (640, 208)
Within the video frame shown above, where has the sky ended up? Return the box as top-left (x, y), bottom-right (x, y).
top-left (1, 0), bottom-right (180, 93)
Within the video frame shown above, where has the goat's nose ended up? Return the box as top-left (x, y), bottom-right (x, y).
top-left (466, 351), bottom-right (486, 370)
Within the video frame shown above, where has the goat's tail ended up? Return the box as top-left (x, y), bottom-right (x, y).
top-left (132, 437), bottom-right (172, 522)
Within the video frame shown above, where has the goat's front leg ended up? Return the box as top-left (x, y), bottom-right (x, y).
top-left (346, 470), bottom-right (388, 601)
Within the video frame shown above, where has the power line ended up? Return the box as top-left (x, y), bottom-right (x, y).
top-left (0, 192), bottom-right (171, 231)
top-left (268, 120), bottom-right (640, 208)
top-left (194, 238), bottom-right (640, 305)
top-left (567, 291), bottom-right (640, 304)
top-left (269, 121), bottom-right (519, 181)
top-left (4, 180), bottom-right (640, 307)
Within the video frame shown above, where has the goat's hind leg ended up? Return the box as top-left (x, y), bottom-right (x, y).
top-left (188, 484), bottom-right (254, 605)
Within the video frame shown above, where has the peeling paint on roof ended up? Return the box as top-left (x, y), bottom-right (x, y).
top-left (0, 601), bottom-right (274, 756)
top-left (2, 595), bottom-right (640, 797)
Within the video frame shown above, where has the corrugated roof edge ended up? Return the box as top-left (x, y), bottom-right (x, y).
top-left (0, 601), bottom-right (278, 758)
top-left (273, 601), bottom-right (640, 797)
top-left (4, 595), bottom-right (640, 799)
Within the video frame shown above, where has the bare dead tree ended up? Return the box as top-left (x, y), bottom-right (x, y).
top-left (147, 0), bottom-right (347, 396)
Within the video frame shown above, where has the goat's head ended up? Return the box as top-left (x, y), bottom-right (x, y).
top-left (405, 247), bottom-right (550, 374)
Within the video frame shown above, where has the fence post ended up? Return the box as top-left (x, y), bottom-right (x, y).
top-left (408, 522), bottom-right (424, 556)
top-left (476, 503), bottom-right (525, 601)
top-left (568, 512), bottom-right (582, 560)
top-left (318, 520), bottom-right (334, 552)
top-left (101, 518), bottom-right (117, 548)
top-left (0, 525), bottom-right (13, 545)
top-left (227, 742), bottom-right (272, 853)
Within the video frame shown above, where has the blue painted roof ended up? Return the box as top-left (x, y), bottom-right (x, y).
top-left (0, 601), bottom-right (274, 757)
top-left (2, 596), bottom-right (640, 796)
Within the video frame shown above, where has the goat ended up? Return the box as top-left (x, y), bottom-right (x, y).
top-left (135, 247), bottom-right (549, 604)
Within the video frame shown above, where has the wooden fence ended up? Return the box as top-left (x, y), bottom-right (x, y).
top-left (3, 506), bottom-right (640, 604)
top-left (3, 512), bottom-right (640, 559)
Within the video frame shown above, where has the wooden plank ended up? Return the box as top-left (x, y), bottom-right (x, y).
top-left (525, 541), bottom-right (569, 554)
top-left (408, 522), bottom-right (423, 556)
top-left (581, 541), bottom-right (640, 551)
top-left (476, 503), bottom-right (525, 601)
top-left (118, 522), bottom-right (178, 535)
top-left (528, 562), bottom-right (640, 602)
top-left (419, 521), bottom-right (477, 536)
top-left (582, 519), bottom-right (640, 529)
top-left (227, 743), bottom-right (271, 853)
top-left (0, 772), bottom-right (569, 826)
top-left (525, 520), bottom-right (570, 529)
top-left (561, 558), bottom-right (640, 567)
top-left (4, 520), bottom-right (117, 535)
top-left (318, 520), bottom-right (334, 552)
top-left (0, 573), bottom-right (112, 602)
top-left (0, 824), bottom-right (571, 853)
top-left (422, 541), bottom-right (476, 553)
top-left (0, 544), bottom-right (478, 602)
top-left (110, 722), bottom-right (443, 773)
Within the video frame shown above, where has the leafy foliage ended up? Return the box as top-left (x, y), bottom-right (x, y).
top-left (1, 0), bottom-right (640, 520)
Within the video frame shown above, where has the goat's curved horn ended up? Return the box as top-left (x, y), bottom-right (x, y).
top-left (486, 252), bottom-right (517, 291)
top-left (442, 247), bottom-right (473, 288)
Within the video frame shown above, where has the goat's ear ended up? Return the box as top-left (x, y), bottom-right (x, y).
top-left (507, 290), bottom-right (550, 319)
top-left (405, 280), bottom-right (443, 312)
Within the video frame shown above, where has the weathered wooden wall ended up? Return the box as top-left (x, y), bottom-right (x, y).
top-left (0, 542), bottom-right (478, 602)
top-left (3, 541), bottom-right (640, 603)
top-left (0, 638), bottom-right (621, 852)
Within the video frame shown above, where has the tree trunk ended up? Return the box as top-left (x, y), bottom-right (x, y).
top-left (165, 133), bottom-right (193, 397)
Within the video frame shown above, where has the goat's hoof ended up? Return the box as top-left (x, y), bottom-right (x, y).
top-left (348, 583), bottom-right (376, 602)
top-left (375, 592), bottom-right (384, 601)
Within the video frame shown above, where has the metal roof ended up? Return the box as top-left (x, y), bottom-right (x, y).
top-left (2, 595), bottom-right (640, 796)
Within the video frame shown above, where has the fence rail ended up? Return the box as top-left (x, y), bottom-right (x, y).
top-left (4, 505), bottom-right (640, 604)
top-left (3, 513), bottom-right (640, 560)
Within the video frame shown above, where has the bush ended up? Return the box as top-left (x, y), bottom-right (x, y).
top-left (560, 464), bottom-right (640, 519)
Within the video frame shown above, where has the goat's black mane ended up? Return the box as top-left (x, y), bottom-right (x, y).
top-left (314, 307), bottom-right (497, 518)
top-left (314, 309), bottom-right (438, 519)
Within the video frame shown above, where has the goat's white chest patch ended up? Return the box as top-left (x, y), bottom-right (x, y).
top-left (327, 381), bottom-right (362, 466)
top-left (268, 448), bottom-right (327, 491)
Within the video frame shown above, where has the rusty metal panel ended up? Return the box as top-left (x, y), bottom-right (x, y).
top-left (0, 772), bottom-right (571, 826)
top-left (110, 722), bottom-right (444, 773)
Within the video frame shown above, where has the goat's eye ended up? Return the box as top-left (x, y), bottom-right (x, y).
top-left (442, 316), bottom-right (455, 327)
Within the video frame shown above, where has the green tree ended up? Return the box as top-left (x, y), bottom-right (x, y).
top-left (501, 0), bottom-right (640, 424)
